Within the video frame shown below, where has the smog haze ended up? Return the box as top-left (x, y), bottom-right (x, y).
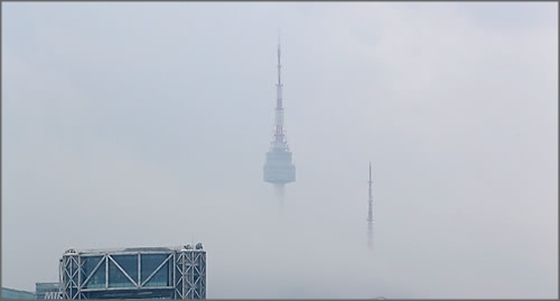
top-left (2, 2), bottom-right (558, 299)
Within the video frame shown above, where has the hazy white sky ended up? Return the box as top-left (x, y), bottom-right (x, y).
top-left (2, 2), bottom-right (558, 299)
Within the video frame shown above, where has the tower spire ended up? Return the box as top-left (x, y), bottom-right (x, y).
top-left (367, 162), bottom-right (374, 250)
top-left (277, 30), bottom-right (282, 86)
top-left (274, 38), bottom-right (285, 146)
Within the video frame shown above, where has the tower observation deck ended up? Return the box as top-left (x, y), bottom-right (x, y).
top-left (263, 41), bottom-right (296, 189)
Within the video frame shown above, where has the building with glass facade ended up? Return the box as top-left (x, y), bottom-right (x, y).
top-left (35, 282), bottom-right (61, 299)
top-left (59, 244), bottom-right (206, 299)
top-left (2, 287), bottom-right (37, 299)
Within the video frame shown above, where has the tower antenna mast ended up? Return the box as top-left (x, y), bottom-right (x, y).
top-left (367, 162), bottom-right (374, 250)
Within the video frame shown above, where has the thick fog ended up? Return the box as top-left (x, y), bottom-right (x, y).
top-left (2, 2), bottom-right (557, 299)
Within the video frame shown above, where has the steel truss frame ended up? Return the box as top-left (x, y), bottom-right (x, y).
top-left (60, 247), bottom-right (206, 300)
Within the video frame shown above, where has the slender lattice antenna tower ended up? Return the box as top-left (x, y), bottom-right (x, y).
top-left (367, 162), bottom-right (374, 250)
top-left (263, 34), bottom-right (296, 199)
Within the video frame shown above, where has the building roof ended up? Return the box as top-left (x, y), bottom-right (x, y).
top-left (63, 244), bottom-right (205, 256)
top-left (2, 287), bottom-right (36, 299)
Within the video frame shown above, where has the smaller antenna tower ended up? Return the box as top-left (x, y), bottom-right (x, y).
top-left (367, 162), bottom-right (374, 250)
